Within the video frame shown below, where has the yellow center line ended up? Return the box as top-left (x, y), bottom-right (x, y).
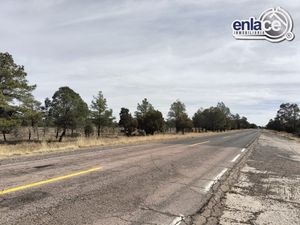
top-left (188, 141), bottom-right (210, 147)
top-left (0, 167), bottom-right (102, 196)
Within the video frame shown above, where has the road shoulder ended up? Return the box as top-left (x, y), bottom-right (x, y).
top-left (219, 132), bottom-right (300, 225)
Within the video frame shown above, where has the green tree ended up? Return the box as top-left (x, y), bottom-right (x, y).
top-left (50, 86), bottom-right (88, 142)
top-left (193, 107), bottom-right (225, 131)
top-left (217, 102), bottom-right (231, 130)
top-left (0, 52), bottom-right (36, 141)
top-left (168, 100), bottom-right (186, 119)
top-left (134, 99), bottom-right (165, 134)
top-left (20, 95), bottom-right (42, 140)
top-left (266, 118), bottom-right (283, 131)
top-left (267, 103), bottom-right (300, 133)
top-left (232, 113), bottom-right (241, 129)
top-left (90, 91), bottom-right (114, 137)
top-left (168, 100), bottom-right (191, 133)
top-left (42, 98), bottom-right (52, 126)
top-left (176, 113), bottom-right (193, 134)
top-left (277, 103), bottom-right (299, 133)
top-left (135, 98), bottom-right (154, 129)
top-left (84, 120), bottom-right (94, 137)
top-left (193, 109), bottom-right (204, 130)
top-left (193, 104), bottom-right (255, 131)
top-left (239, 116), bottom-right (250, 129)
top-left (143, 110), bottom-right (164, 135)
top-left (135, 98), bottom-right (154, 118)
top-left (41, 97), bottom-right (53, 137)
top-left (119, 108), bottom-right (138, 136)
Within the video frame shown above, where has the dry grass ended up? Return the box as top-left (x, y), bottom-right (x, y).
top-left (0, 131), bottom-right (235, 159)
top-left (270, 130), bottom-right (300, 142)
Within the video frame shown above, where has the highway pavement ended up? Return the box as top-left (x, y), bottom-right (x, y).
top-left (0, 130), bottom-right (260, 225)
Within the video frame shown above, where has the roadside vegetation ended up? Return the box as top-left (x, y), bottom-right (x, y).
top-left (0, 52), bottom-right (257, 156)
top-left (0, 132), bottom-right (232, 158)
top-left (266, 103), bottom-right (300, 136)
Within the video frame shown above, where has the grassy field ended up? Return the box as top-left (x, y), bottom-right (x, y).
top-left (0, 131), bottom-right (233, 159)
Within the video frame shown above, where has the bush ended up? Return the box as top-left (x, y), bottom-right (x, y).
top-left (84, 123), bottom-right (94, 137)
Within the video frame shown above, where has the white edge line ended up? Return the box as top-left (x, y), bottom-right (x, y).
top-left (169, 215), bottom-right (184, 225)
top-left (231, 154), bottom-right (241, 162)
top-left (241, 148), bottom-right (246, 152)
top-left (216, 168), bottom-right (228, 179)
top-left (204, 168), bottom-right (228, 192)
top-left (204, 181), bottom-right (215, 192)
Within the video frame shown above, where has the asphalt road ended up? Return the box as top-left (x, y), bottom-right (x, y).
top-left (0, 130), bottom-right (260, 225)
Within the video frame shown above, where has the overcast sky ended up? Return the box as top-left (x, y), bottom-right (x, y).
top-left (1, 0), bottom-right (299, 126)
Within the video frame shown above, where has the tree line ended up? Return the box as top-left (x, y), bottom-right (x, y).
top-left (0, 52), bottom-right (256, 142)
top-left (266, 103), bottom-right (300, 135)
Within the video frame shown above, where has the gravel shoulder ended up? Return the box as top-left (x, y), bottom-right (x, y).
top-left (220, 131), bottom-right (300, 225)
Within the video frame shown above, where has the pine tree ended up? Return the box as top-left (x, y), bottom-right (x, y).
top-left (90, 91), bottom-right (114, 137)
top-left (0, 52), bottom-right (36, 141)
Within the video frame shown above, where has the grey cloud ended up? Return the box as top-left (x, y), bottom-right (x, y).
top-left (0, 0), bottom-right (299, 125)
